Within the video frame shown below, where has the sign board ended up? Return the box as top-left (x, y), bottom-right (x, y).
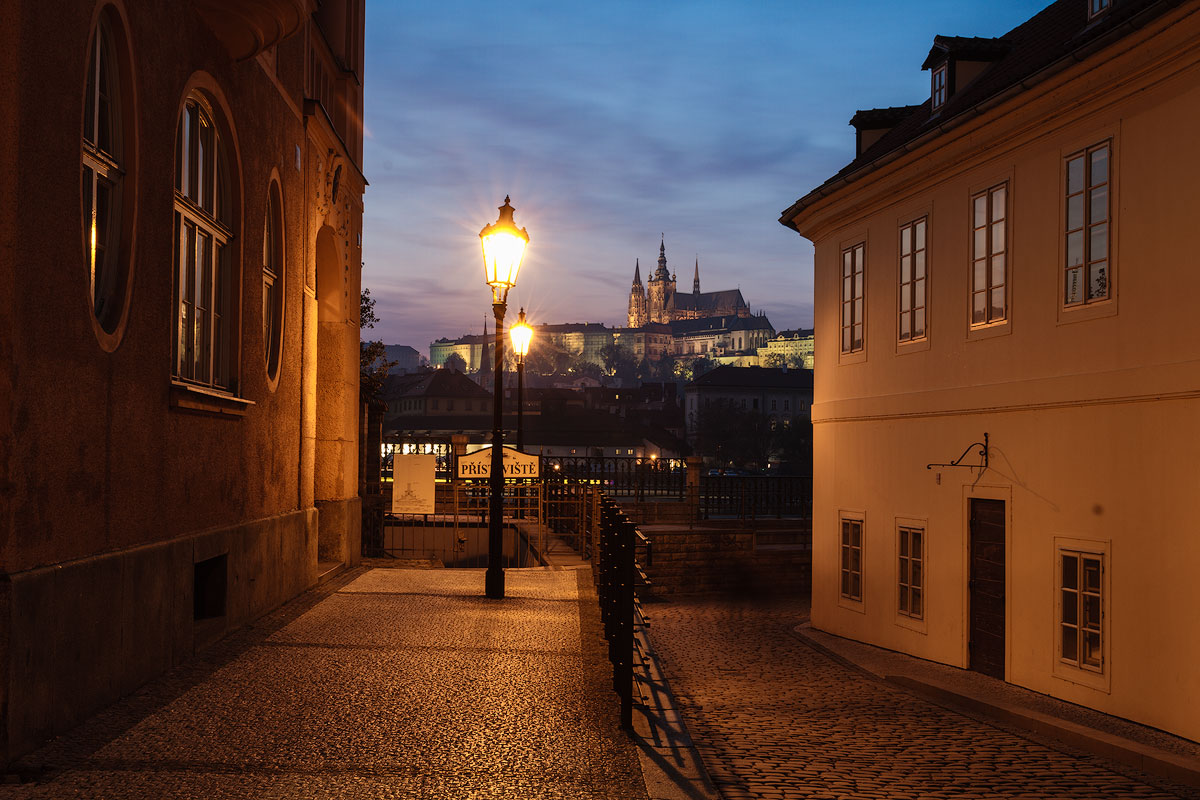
top-left (392, 454), bottom-right (436, 515)
top-left (456, 446), bottom-right (540, 480)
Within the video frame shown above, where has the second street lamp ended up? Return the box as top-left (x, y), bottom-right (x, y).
top-left (509, 309), bottom-right (532, 453)
top-left (479, 196), bottom-right (529, 600)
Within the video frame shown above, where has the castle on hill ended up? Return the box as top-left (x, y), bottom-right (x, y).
top-left (627, 238), bottom-right (751, 328)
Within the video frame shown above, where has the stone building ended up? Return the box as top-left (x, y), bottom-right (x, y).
top-left (0, 0), bottom-right (365, 761)
top-left (780, 0), bottom-right (1200, 743)
top-left (627, 238), bottom-right (751, 327)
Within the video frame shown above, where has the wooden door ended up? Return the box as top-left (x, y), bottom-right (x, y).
top-left (969, 498), bottom-right (1006, 679)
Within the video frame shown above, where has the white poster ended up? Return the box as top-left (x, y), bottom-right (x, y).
top-left (391, 454), bottom-right (436, 515)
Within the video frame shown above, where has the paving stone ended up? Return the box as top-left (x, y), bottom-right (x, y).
top-left (0, 568), bottom-right (648, 800)
top-left (646, 595), bottom-right (1200, 800)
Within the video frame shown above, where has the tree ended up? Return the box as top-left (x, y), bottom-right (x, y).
top-left (599, 342), bottom-right (637, 383)
top-left (761, 352), bottom-right (786, 369)
top-left (444, 352), bottom-right (467, 373)
top-left (360, 287), bottom-right (397, 400)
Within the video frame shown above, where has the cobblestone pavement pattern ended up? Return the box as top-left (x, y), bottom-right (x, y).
top-left (648, 596), bottom-right (1200, 800)
top-left (2, 568), bottom-right (649, 800)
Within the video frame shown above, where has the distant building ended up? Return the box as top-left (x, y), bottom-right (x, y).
top-left (684, 366), bottom-right (813, 441)
top-left (757, 329), bottom-right (815, 369)
top-left (384, 369), bottom-right (492, 425)
top-left (627, 238), bottom-right (751, 327)
top-left (430, 327), bottom-right (493, 372)
top-left (383, 344), bottom-right (424, 373)
top-left (671, 315), bottom-right (775, 360)
top-left (779, 0), bottom-right (1200, 743)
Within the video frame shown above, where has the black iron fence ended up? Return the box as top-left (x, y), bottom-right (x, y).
top-left (699, 474), bottom-right (812, 519)
top-left (594, 494), bottom-right (650, 729)
top-left (542, 456), bottom-right (687, 499)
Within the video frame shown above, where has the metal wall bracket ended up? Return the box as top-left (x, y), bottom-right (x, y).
top-left (926, 432), bottom-right (989, 471)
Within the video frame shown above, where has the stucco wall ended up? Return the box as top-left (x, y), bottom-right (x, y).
top-left (794, 4), bottom-right (1200, 743)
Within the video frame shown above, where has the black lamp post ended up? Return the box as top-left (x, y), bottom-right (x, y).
top-left (510, 308), bottom-right (532, 453)
top-left (479, 196), bottom-right (529, 599)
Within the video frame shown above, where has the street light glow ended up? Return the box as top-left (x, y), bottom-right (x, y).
top-left (479, 195), bottom-right (529, 302)
top-left (510, 309), bottom-right (533, 360)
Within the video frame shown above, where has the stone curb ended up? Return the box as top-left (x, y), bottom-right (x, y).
top-left (632, 623), bottom-right (723, 800)
top-left (886, 675), bottom-right (1200, 790)
top-left (792, 623), bottom-right (1200, 791)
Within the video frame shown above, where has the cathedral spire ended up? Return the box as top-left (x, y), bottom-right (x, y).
top-left (693, 257), bottom-right (700, 294)
top-left (633, 259), bottom-right (642, 286)
top-left (654, 235), bottom-right (670, 280)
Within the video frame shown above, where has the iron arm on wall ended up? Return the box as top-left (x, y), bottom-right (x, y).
top-left (926, 433), bottom-right (989, 471)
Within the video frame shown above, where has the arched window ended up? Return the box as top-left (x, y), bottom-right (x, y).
top-left (263, 181), bottom-right (284, 382)
top-left (173, 94), bottom-right (235, 391)
top-left (82, 10), bottom-right (130, 337)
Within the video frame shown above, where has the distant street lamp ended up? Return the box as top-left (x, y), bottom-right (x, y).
top-left (480, 196), bottom-right (529, 600)
top-left (510, 308), bottom-right (533, 453)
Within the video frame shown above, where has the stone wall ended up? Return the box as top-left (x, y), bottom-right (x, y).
top-left (638, 520), bottom-right (811, 597)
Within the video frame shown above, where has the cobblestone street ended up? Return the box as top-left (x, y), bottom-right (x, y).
top-left (647, 596), bottom-right (1200, 800)
top-left (0, 568), bottom-right (648, 800)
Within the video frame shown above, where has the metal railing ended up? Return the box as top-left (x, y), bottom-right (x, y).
top-left (595, 494), bottom-right (652, 729)
top-left (542, 456), bottom-right (687, 499)
top-left (699, 474), bottom-right (812, 519)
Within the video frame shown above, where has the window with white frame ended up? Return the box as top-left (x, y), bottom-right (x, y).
top-left (1064, 143), bottom-right (1110, 306)
top-left (1060, 550), bottom-right (1103, 672)
top-left (970, 184), bottom-right (1007, 326)
top-left (898, 526), bottom-right (923, 618)
top-left (840, 517), bottom-right (863, 601)
top-left (173, 95), bottom-right (236, 391)
top-left (82, 11), bottom-right (129, 335)
top-left (841, 243), bottom-right (865, 353)
top-left (898, 218), bottom-right (927, 342)
top-left (931, 64), bottom-right (948, 110)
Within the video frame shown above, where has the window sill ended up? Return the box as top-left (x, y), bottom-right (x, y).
top-left (897, 336), bottom-right (930, 355)
top-left (838, 348), bottom-right (867, 366)
top-left (170, 381), bottom-right (254, 418)
top-left (1058, 298), bottom-right (1117, 325)
top-left (966, 320), bottom-right (1011, 342)
top-left (895, 612), bottom-right (927, 635)
top-left (837, 595), bottom-right (867, 615)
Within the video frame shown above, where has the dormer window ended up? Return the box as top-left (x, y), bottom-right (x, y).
top-left (931, 64), bottom-right (948, 110)
top-left (1089, 0), bottom-right (1111, 19)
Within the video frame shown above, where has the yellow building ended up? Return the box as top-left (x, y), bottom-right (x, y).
top-left (757, 328), bottom-right (815, 370)
top-left (781, 0), bottom-right (1200, 742)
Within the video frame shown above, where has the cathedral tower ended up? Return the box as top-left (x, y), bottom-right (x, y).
top-left (646, 236), bottom-right (676, 324)
top-left (627, 259), bottom-right (648, 328)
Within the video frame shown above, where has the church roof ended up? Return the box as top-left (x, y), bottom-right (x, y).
top-left (669, 289), bottom-right (748, 313)
top-left (670, 314), bottom-right (773, 336)
top-left (396, 369), bottom-right (492, 399)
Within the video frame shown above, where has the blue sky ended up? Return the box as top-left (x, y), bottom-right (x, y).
top-left (361, 0), bottom-right (1049, 351)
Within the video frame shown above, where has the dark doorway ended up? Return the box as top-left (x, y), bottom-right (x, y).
top-left (969, 498), bottom-right (1006, 679)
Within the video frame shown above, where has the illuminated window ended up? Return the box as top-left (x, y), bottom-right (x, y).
top-left (931, 64), bottom-right (948, 110)
top-left (898, 218), bottom-right (927, 341)
top-left (82, 10), bottom-right (130, 338)
top-left (840, 516), bottom-right (863, 601)
top-left (173, 94), bottom-right (236, 391)
top-left (841, 243), bottom-right (865, 353)
top-left (970, 184), bottom-right (1007, 326)
top-left (898, 526), bottom-right (923, 618)
top-left (1088, 0), bottom-right (1111, 19)
top-left (1064, 143), bottom-right (1110, 306)
top-left (263, 181), bottom-right (284, 381)
top-left (1060, 550), bottom-right (1103, 672)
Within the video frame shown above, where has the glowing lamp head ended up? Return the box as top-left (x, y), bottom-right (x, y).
top-left (510, 308), bottom-right (533, 361)
top-left (480, 196), bottom-right (529, 301)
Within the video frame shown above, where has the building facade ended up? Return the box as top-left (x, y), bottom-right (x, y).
top-left (0, 0), bottom-right (365, 761)
top-left (757, 329), bottom-right (815, 370)
top-left (780, 0), bottom-right (1200, 742)
top-left (684, 366), bottom-right (814, 442)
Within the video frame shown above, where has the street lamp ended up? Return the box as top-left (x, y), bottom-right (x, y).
top-left (510, 308), bottom-right (533, 453)
top-left (480, 196), bottom-right (529, 599)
